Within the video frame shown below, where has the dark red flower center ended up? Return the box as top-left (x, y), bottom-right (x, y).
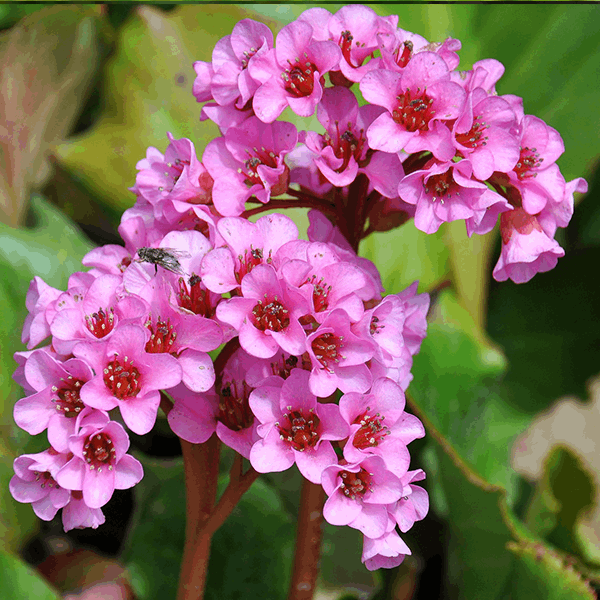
top-left (352, 409), bottom-right (390, 449)
top-left (82, 432), bottom-right (116, 472)
top-left (370, 315), bottom-right (384, 336)
top-left (159, 158), bottom-right (190, 192)
top-left (500, 208), bottom-right (543, 244)
top-left (103, 355), bottom-right (141, 400)
top-left (145, 316), bottom-right (177, 354)
top-left (304, 275), bottom-right (331, 313)
top-left (252, 298), bottom-right (290, 332)
top-left (278, 408), bottom-right (321, 451)
top-left (52, 376), bottom-right (85, 418)
top-left (236, 247), bottom-right (271, 283)
top-left (269, 354), bottom-right (303, 379)
top-left (218, 380), bottom-right (254, 431)
top-left (339, 467), bottom-right (372, 500)
top-left (515, 146), bottom-right (543, 180)
top-left (395, 40), bottom-right (413, 69)
top-left (338, 30), bottom-right (356, 66)
top-left (392, 87), bottom-right (435, 133)
top-left (85, 307), bottom-right (115, 339)
top-left (282, 57), bottom-right (318, 97)
top-left (311, 333), bottom-right (344, 370)
top-left (32, 470), bottom-right (59, 490)
top-left (178, 275), bottom-right (213, 317)
top-left (324, 122), bottom-right (367, 172)
top-left (423, 169), bottom-right (456, 203)
top-left (242, 147), bottom-right (279, 187)
top-left (455, 116), bottom-right (489, 151)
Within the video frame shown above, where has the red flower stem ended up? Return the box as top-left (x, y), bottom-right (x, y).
top-left (287, 480), bottom-right (326, 600)
top-left (177, 434), bottom-right (221, 600)
top-left (242, 195), bottom-right (337, 220)
top-left (176, 338), bottom-right (243, 600)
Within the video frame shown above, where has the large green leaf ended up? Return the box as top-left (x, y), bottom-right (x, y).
top-left (0, 549), bottom-right (60, 600)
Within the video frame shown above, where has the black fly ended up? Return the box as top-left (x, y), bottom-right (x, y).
top-left (136, 247), bottom-right (189, 276)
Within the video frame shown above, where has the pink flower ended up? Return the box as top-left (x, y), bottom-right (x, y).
top-left (453, 91), bottom-right (520, 181)
top-left (340, 378), bottom-right (424, 477)
top-left (216, 264), bottom-right (309, 359)
top-left (280, 241), bottom-right (368, 323)
top-left (132, 133), bottom-right (213, 209)
top-left (167, 383), bottom-right (219, 445)
top-left (203, 117), bottom-right (297, 216)
top-left (50, 273), bottom-right (147, 356)
top-left (201, 213), bottom-right (299, 293)
top-left (361, 53), bottom-right (466, 160)
top-left (508, 115), bottom-right (566, 215)
top-left (74, 324), bottom-right (182, 435)
top-left (249, 20), bottom-right (341, 122)
top-left (193, 19), bottom-right (273, 109)
top-left (362, 528), bottom-right (411, 571)
top-left (13, 351), bottom-right (95, 453)
top-left (328, 4), bottom-right (394, 82)
top-left (322, 455), bottom-right (403, 539)
top-left (10, 449), bottom-right (70, 520)
top-left (306, 309), bottom-right (375, 397)
top-left (391, 469), bottom-right (429, 532)
top-left (301, 87), bottom-right (403, 195)
top-left (398, 158), bottom-right (509, 234)
top-left (22, 276), bottom-right (62, 349)
top-left (62, 491), bottom-right (105, 531)
top-left (56, 411), bottom-right (143, 509)
top-left (493, 207), bottom-right (565, 284)
top-left (249, 369), bottom-right (348, 482)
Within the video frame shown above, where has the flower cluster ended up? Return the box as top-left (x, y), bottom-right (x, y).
top-left (11, 4), bottom-right (586, 572)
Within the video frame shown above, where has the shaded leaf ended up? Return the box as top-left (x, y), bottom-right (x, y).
top-left (487, 247), bottom-right (600, 414)
top-left (0, 5), bottom-right (107, 226)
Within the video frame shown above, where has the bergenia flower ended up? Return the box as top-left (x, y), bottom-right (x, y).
top-left (249, 369), bottom-right (349, 483)
top-left (55, 411), bottom-right (143, 509)
top-left (203, 117), bottom-right (297, 216)
top-left (73, 324), bottom-right (182, 435)
top-left (249, 20), bottom-right (341, 122)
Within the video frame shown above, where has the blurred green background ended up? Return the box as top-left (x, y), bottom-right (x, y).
top-left (1, 4), bottom-right (600, 599)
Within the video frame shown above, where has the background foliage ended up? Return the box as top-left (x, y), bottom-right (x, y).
top-left (1, 4), bottom-right (599, 599)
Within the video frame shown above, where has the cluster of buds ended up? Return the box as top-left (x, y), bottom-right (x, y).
top-left (11, 4), bottom-right (586, 571)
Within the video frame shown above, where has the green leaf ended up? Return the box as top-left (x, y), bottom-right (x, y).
top-left (411, 289), bottom-right (523, 496)
top-left (0, 549), bottom-right (60, 600)
top-left (507, 541), bottom-right (597, 600)
top-left (0, 4), bottom-right (107, 227)
top-left (360, 222), bottom-right (449, 294)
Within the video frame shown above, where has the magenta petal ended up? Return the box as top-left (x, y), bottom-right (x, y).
top-left (249, 434), bottom-right (295, 473)
top-left (348, 503), bottom-right (387, 538)
top-left (118, 392), bottom-right (160, 435)
top-left (55, 458), bottom-right (85, 491)
top-left (239, 321), bottom-right (278, 358)
top-left (32, 495), bottom-right (61, 521)
top-left (178, 349), bottom-right (215, 393)
top-left (83, 467), bottom-right (115, 509)
top-left (294, 442), bottom-right (337, 484)
top-left (114, 455), bottom-right (143, 490)
top-left (367, 113), bottom-right (413, 153)
top-left (323, 490), bottom-right (362, 526)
